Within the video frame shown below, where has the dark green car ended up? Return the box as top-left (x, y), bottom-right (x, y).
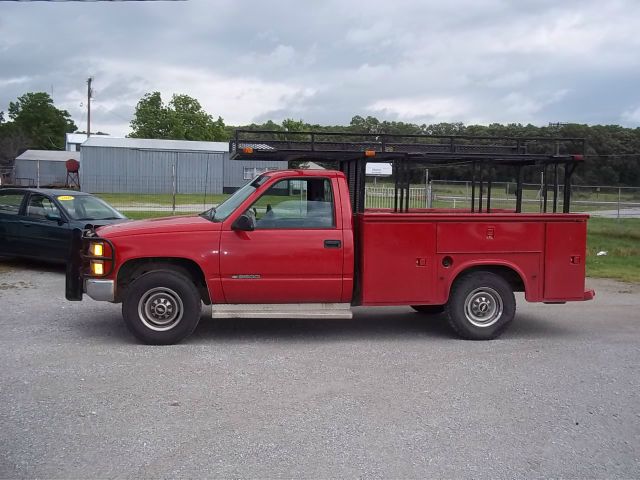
top-left (0, 188), bottom-right (127, 262)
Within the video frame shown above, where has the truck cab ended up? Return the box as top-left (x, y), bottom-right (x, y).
top-left (66, 131), bottom-right (594, 344)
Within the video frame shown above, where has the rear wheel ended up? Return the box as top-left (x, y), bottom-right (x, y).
top-left (122, 270), bottom-right (202, 345)
top-left (411, 305), bottom-right (445, 314)
top-left (446, 272), bottom-right (515, 340)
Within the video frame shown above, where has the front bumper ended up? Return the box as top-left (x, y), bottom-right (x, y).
top-left (85, 279), bottom-right (115, 302)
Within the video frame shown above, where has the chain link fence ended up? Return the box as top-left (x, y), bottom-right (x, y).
top-left (2, 166), bottom-right (638, 219)
top-left (0, 166), bottom-right (15, 186)
top-left (81, 175), bottom-right (225, 218)
top-left (364, 181), bottom-right (640, 218)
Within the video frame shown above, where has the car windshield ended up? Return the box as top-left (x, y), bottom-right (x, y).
top-left (201, 174), bottom-right (270, 222)
top-left (57, 194), bottom-right (126, 221)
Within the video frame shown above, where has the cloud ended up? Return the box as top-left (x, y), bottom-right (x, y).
top-left (622, 105), bottom-right (640, 124)
top-left (1, 0), bottom-right (640, 135)
top-left (367, 97), bottom-right (470, 123)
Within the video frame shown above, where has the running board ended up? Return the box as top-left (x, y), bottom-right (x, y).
top-left (211, 303), bottom-right (353, 319)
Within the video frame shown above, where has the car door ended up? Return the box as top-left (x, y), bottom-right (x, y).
top-left (19, 193), bottom-right (71, 261)
top-left (219, 177), bottom-right (344, 304)
top-left (0, 190), bottom-right (28, 256)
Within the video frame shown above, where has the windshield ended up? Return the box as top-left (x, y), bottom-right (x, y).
top-left (202, 175), bottom-right (270, 222)
top-left (57, 194), bottom-right (126, 221)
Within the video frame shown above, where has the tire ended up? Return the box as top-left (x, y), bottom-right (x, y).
top-left (411, 305), bottom-right (446, 314)
top-left (122, 270), bottom-right (202, 345)
top-left (446, 272), bottom-right (515, 340)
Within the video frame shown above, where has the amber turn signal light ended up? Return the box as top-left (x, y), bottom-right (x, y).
top-left (90, 242), bottom-right (104, 257)
top-left (90, 260), bottom-right (104, 276)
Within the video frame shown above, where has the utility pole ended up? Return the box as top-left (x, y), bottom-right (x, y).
top-left (87, 77), bottom-right (93, 137)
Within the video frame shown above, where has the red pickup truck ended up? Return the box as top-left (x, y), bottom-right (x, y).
top-left (66, 131), bottom-right (594, 344)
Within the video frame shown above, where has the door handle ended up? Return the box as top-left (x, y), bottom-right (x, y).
top-left (324, 239), bottom-right (341, 248)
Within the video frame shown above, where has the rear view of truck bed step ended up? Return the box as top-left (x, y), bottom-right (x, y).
top-left (210, 303), bottom-right (353, 319)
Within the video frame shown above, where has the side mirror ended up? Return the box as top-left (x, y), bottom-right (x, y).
top-left (232, 213), bottom-right (255, 232)
top-left (46, 213), bottom-right (64, 223)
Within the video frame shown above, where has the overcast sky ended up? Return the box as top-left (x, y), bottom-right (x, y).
top-left (1, 0), bottom-right (640, 137)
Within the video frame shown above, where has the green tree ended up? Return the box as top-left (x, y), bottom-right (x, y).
top-left (129, 92), bottom-right (226, 141)
top-left (281, 118), bottom-right (306, 132)
top-left (128, 92), bottom-right (170, 139)
top-left (0, 121), bottom-right (30, 168)
top-left (7, 92), bottom-right (76, 150)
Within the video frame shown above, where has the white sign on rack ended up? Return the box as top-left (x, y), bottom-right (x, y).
top-left (365, 162), bottom-right (393, 176)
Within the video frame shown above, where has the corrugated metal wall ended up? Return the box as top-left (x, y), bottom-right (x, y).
top-left (81, 147), bottom-right (225, 194)
top-left (223, 156), bottom-right (287, 191)
top-left (14, 160), bottom-right (68, 186)
top-left (80, 146), bottom-right (287, 194)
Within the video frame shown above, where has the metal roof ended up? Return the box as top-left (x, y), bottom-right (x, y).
top-left (65, 133), bottom-right (89, 144)
top-left (82, 136), bottom-right (229, 153)
top-left (0, 186), bottom-right (90, 196)
top-left (16, 150), bottom-right (81, 162)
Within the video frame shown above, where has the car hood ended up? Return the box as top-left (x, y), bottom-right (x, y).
top-left (75, 218), bottom-right (129, 230)
top-left (95, 214), bottom-right (219, 238)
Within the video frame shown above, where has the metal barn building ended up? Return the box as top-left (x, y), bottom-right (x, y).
top-left (14, 150), bottom-right (81, 187)
top-left (80, 137), bottom-right (286, 194)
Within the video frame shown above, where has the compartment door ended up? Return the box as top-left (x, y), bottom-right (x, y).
top-left (544, 222), bottom-right (587, 300)
top-left (360, 222), bottom-right (437, 304)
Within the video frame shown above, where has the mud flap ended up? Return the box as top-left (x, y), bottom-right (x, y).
top-left (65, 228), bottom-right (83, 301)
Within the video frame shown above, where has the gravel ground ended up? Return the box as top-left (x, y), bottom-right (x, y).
top-left (0, 258), bottom-right (639, 479)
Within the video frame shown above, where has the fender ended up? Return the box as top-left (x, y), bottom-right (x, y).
top-left (438, 256), bottom-right (537, 303)
top-left (110, 230), bottom-right (223, 304)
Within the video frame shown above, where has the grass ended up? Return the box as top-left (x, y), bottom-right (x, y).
top-left (586, 218), bottom-right (640, 283)
top-left (97, 193), bottom-right (229, 206)
top-left (121, 211), bottom-right (180, 220)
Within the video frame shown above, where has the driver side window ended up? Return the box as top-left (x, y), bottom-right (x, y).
top-left (245, 178), bottom-right (335, 229)
top-left (27, 195), bottom-right (61, 221)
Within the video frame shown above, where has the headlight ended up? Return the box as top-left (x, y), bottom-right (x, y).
top-left (89, 242), bottom-right (104, 257)
top-left (85, 240), bottom-right (113, 277)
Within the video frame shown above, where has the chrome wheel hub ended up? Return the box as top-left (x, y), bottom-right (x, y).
top-left (138, 287), bottom-right (184, 331)
top-left (464, 287), bottom-right (503, 327)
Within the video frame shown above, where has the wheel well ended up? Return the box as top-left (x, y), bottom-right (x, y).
top-left (452, 265), bottom-right (525, 293)
top-left (116, 257), bottom-right (211, 305)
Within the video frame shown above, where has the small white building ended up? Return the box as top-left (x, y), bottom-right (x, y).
top-left (65, 133), bottom-right (88, 152)
top-left (65, 133), bottom-right (111, 151)
top-left (14, 150), bottom-right (81, 187)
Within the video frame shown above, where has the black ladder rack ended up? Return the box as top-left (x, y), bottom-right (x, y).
top-left (230, 129), bottom-right (586, 214)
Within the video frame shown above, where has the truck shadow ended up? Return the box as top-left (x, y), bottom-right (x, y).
top-left (75, 308), bottom-right (576, 345)
top-left (191, 310), bottom-right (453, 343)
top-left (0, 257), bottom-right (65, 274)
top-left (505, 313), bottom-right (576, 339)
top-left (190, 310), bottom-right (575, 343)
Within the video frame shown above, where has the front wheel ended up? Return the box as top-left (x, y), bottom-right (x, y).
top-left (122, 270), bottom-right (202, 345)
top-left (446, 272), bottom-right (515, 340)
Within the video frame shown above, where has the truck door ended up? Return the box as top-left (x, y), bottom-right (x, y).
top-left (219, 177), bottom-right (344, 303)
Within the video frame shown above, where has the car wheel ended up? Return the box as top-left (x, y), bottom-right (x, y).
top-left (446, 272), bottom-right (515, 340)
top-left (122, 270), bottom-right (201, 345)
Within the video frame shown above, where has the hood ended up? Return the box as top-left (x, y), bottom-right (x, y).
top-left (96, 214), bottom-right (220, 238)
top-left (79, 218), bottom-right (129, 229)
